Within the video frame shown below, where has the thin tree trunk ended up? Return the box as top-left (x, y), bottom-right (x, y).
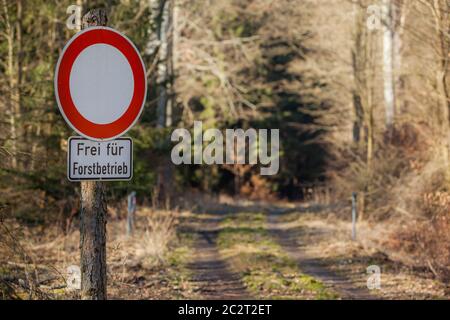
top-left (149, 0), bottom-right (175, 205)
top-left (80, 181), bottom-right (107, 300)
top-left (428, 1), bottom-right (450, 167)
top-left (156, 0), bottom-right (170, 128)
top-left (2, 0), bottom-right (19, 169)
top-left (393, 1), bottom-right (409, 115)
top-left (170, 0), bottom-right (179, 125)
top-left (79, 8), bottom-right (108, 300)
top-left (382, 0), bottom-right (395, 131)
top-left (366, 15), bottom-right (376, 170)
top-left (437, 69), bottom-right (450, 166)
top-left (352, 1), bottom-right (377, 219)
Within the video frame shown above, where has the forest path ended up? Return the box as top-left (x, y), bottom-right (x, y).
top-left (267, 206), bottom-right (376, 300)
top-left (182, 213), bottom-right (251, 300)
top-left (179, 202), bottom-right (377, 299)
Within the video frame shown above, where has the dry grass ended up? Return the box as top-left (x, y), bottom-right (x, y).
top-left (389, 191), bottom-right (450, 282)
top-left (132, 208), bottom-right (178, 268)
top-left (0, 206), bottom-right (194, 300)
top-left (279, 207), bottom-right (449, 299)
top-left (327, 122), bottom-right (450, 284)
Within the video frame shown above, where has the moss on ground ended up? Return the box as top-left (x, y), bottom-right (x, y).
top-left (166, 232), bottom-right (198, 299)
top-left (217, 212), bottom-right (338, 299)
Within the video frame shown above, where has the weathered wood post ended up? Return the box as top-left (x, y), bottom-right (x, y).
top-left (79, 8), bottom-right (108, 300)
top-left (126, 191), bottom-right (136, 236)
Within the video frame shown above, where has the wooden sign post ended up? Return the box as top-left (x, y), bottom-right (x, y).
top-left (55, 7), bottom-right (146, 299)
top-left (79, 8), bottom-right (108, 300)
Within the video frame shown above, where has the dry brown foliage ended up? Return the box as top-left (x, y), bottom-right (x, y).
top-left (132, 208), bottom-right (179, 268)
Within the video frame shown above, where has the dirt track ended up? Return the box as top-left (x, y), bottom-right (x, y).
top-left (268, 210), bottom-right (376, 300)
top-left (183, 214), bottom-right (250, 299)
top-left (176, 202), bottom-right (447, 300)
top-left (182, 203), bottom-right (375, 300)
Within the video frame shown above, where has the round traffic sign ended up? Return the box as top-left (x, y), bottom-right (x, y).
top-left (55, 27), bottom-right (147, 141)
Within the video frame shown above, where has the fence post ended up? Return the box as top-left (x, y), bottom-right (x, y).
top-left (127, 191), bottom-right (137, 236)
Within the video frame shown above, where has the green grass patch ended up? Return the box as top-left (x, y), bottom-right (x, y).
top-left (165, 231), bottom-right (198, 299)
top-left (217, 212), bottom-right (338, 299)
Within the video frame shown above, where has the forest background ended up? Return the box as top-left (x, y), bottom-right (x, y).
top-left (0, 0), bottom-right (449, 285)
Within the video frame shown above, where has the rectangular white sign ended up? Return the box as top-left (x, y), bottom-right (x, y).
top-left (68, 137), bottom-right (133, 181)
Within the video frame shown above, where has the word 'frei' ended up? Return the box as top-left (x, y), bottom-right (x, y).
top-left (171, 121), bottom-right (279, 176)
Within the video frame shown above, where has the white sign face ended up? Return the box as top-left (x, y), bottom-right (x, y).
top-left (70, 43), bottom-right (134, 125)
top-left (68, 137), bottom-right (133, 181)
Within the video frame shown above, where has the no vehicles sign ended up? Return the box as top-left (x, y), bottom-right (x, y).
top-left (55, 27), bottom-right (147, 141)
top-left (68, 137), bottom-right (132, 181)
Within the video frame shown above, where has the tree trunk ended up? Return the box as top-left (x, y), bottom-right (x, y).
top-left (428, 1), bottom-right (450, 167)
top-left (382, 0), bottom-right (395, 131)
top-left (352, 0), bottom-right (377, 219)
top-left (2, 0), bottom-right (20, 169)
top-left (437, 69), bottom-right (450, 167)
top-left (149, 0), bottom-right (175, 205)
top-left (352, 92), bottom-right (363, 143)
top-left (393, 1), bottom-right (409, 115)
top-left (157, 0), bottom-right (170, 128)
top-left (79, 8), bottom-right (108, 300)
top-left (80, 181), bottom-right (107, 300)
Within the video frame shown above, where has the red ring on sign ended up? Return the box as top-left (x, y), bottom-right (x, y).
top-left (56, 28), bottom-right (146, 140)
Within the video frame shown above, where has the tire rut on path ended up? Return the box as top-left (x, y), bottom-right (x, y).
top-left (186, 217), bottom-right (251, 300)
top-left (268, 210), bottom-right (376, 300)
